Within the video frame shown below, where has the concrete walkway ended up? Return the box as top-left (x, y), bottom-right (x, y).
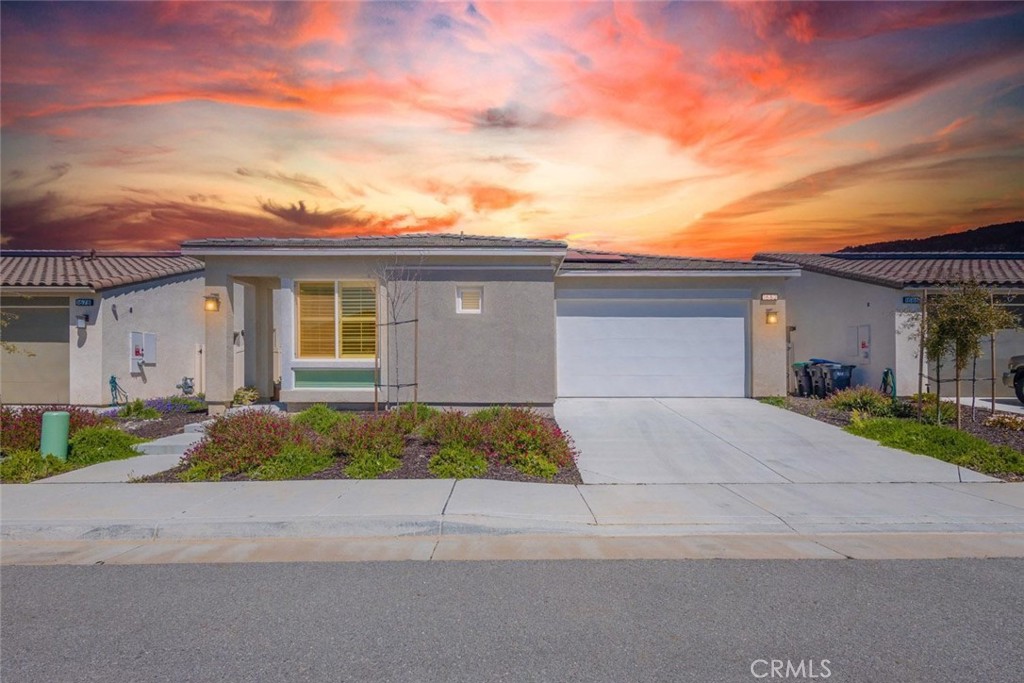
top-left (556, 398), bottom-right (996, 484)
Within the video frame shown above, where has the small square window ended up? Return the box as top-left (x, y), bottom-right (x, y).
top-left (457, 287), bottom-right (482, 314)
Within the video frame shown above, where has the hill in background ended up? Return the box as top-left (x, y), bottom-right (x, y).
top-left (839, 221), bottom-right (1023, 253)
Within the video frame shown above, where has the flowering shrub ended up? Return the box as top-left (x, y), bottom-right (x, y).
top-left (182, 410), bottom-right (329, 478)
top-left (389, 403), bottom-right (440, 433)
top-left (0, 405), bottom-right (108, 455)
top-left (419, 411), bottom-right (485, 449)
top-left (117, 399), bottom-right (161, 420)
top-left (479, 407), bottom-right (578, 470)
top-left (421, 406), bottom-right (578, 477)
top-left (333, 413), bottom-right (405, 459)
top-left (145, 395), bottom-right (207, 414)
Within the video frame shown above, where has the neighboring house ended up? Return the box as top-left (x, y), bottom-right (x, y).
top-left (1, 251), bottom-right (209, 405)
top-left (181, 235), bottom-right (799, 413)
top-left (754, 252), bottom-right (1024, 397)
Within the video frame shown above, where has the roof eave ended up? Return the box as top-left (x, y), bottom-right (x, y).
top-left (182, 246), bottom-right (567, 258)
top-left (556, 268), bottom-right (801, 278)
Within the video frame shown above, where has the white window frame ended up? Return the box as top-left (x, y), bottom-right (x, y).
top-left (457, 286), bottom-right (483, 314)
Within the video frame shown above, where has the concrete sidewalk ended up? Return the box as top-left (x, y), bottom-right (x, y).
top-left (3, 476), bottom-right (1023, 547)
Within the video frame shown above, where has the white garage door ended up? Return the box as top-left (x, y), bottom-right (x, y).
top-left (557, 298), bottom-right (748, 397)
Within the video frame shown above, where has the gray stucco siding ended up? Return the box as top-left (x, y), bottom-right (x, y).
top-left (393, 268), bottom-right (557, 405)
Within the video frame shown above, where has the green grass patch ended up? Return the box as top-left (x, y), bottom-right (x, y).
top-left (250, 444), bottom-right (334, 480)
top-left (758, 396), bottom-right (787, 408)
top-left (846, 417), bottom-right (1024, 475)
top-left (428, 443), bottom-right (488, 479)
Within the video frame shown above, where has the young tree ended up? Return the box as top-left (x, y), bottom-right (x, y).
top-left (371, 256), bottom-right (422, 411)
top-left (923, 283), bottom-right (1017, 428)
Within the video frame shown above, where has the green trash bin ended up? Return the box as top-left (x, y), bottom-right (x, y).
top-left (40, 411), bottom-right (70, 461)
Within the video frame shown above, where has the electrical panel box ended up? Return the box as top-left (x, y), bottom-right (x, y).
top-left (130, 332), bottom-right (157, 372)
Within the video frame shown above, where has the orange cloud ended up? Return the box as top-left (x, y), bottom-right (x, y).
top-left (467, 184), bottom-right (533, 212)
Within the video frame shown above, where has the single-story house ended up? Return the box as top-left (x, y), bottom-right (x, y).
top-left (181, 235), bottom-right (799, 414)
top-left (1, 251), bottom-right (219, 405)
top-left (754, 251), bottom-right (1024, 397)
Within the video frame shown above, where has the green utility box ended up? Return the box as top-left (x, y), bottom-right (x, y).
top-left (40, 411), bottom-right (70, 461)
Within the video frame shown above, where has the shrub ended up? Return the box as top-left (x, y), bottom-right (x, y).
top-left (420, 411), bottom-right (485, 448)
top-left (344, 451), bottom-right (401, 479)
top-left (68, 426), bottom-right (144, 466)
top-left (984, 414), bottom-right (1024, 431)
top-left (0, 405), bottom-right (108, 455)
top-left (250, 443), bottom-right (334, 480)
top-left (484, 407), bottom-right (577, 470)
top-left (333, 414), bottom-right (405, 461)
top-left (183, 410), bottom-right (329, 479)
top-left (232, 386), bottom-right (261, 406)
top-left (846, 417), bottom-right (1024, 475)
top-left (826, 386), bottom-right (896, 417)
top-left (179, 460), bottom-right (223, 482)
top-left (389, 403), bottom-right (441, 433)
top-left (117, 399), bottom-right (161, 420)
top-left (907, 393), bottom-right (960, 425)
top-left (0, 449), bottom-right (71, 483)
top-left (293, 404), bottom-right (344, 436)
top-left (512, 452), bottom-right (558, 480)
top-left (143, 395), bottom-right (207, 414)
top-left (428, 443), bottom-right (488, 479)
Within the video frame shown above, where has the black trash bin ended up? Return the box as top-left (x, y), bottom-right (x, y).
top-left (822, 364), bottom-right (856, 395)
top-left (806, 363), bottom-right (828, 398)
top-left (791, 362), bottom-right (812, 397)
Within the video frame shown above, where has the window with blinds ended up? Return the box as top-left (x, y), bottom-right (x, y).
top-left (296, 281), bottom-right (377, 359)
top-left (457, 287), bottom-right (482, 314)
top-left (296, 282), bottom-right (336, 357)
top-left (340, 285), bottom-right (377, 358)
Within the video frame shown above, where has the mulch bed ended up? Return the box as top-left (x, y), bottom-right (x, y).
top-left (780, 395), bottom-right (1024, 482)
top-left (134, 416), bottom-right (584, 485)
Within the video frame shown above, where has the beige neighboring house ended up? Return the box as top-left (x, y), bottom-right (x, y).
top-left (181, 234), bottom-right (799, 414)
top-left (1, 251), bottom-right (208, 405)
top-left (754, 251), bottom-right (1024, 397)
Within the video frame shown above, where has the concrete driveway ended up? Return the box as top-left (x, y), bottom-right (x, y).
top-left (555, 398), bottom-right (995, 485)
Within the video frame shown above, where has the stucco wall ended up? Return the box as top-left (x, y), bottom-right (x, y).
top-left (92, 272), bottom-right (206, 405)
top-left (786, 272), bottom-right (1022, 398)
top-left (783, 270), bottom-right (910, 394)
top-left (202, 254), bottom-right (559, 408)
top-left (389, 268), bottom-right (557, 405)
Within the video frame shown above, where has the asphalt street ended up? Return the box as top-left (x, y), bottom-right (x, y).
top-left (3, 559), bottom-right (1023, 682)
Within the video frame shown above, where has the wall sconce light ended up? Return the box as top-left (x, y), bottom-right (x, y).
top-left (203, 293), bottom-right (221, 312)
top-left (765, 309), bottom-right (779, 325)
top-left (76, 314), bottom-right (89, 329)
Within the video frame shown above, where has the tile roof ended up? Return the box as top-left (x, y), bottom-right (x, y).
top-left (182, 233), bottom-right (566, 250)
top-left (560, 249), bottom-right (797, 272)
top-left (754, 252), bottom-right (1024, 288)
top-left (1, 251), bottom-right (204, 290)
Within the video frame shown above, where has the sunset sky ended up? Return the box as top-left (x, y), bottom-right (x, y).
top-left (2, 1), bottom-right (1022, 259)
